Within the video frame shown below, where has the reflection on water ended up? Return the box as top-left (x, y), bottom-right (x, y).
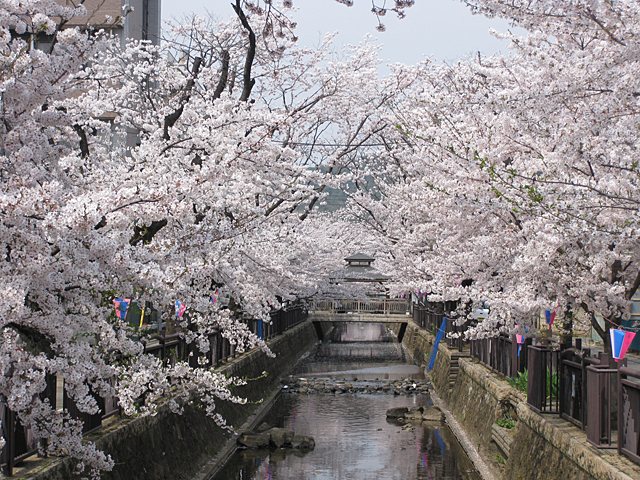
top-left (314, 323), bottom-right (405, 362)
top-left (213, 393), bottom-right (479, 480)
top-left (330, 323), bottom-right (397, 343)
top-left (211, 323), bottom-right (480, 480)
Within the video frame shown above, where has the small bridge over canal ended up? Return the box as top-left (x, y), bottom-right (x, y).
top-left (309, 298), bottom-right (411, 341)
top-left (309, 299), bottom-right (410, 323)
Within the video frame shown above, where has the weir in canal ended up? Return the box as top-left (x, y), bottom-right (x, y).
top-left (211, 323), bottom-right (480, 480)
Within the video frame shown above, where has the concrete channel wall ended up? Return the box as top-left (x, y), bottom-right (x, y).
top-left (27, 321), bottom-right (325, 480)
top-left (398, 322), bottom-right (640, 480)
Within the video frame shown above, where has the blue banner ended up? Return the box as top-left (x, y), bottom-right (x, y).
top-left (427, 316), bottom-right (448, 371)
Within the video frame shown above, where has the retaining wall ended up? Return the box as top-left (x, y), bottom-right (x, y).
top-left (399, 322), bottom-right (640, 480)
top-left (27, 321), bottom-right (324, 480)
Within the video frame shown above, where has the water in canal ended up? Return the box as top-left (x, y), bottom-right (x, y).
top-left (212, 324), bottom-right (480, 480)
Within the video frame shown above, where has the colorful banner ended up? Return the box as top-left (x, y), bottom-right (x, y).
top-left (427, 316), bottom-right (447, 371)
top-left (516, 333), bottom-right (525, 357)
top-left (545, 308), bottom-right (556, 329)
top-left (113, 297), bottom-right (130, 321)
top-left (210, 289), bottom-right (219, 305)
top-left (610, 328), bottom-right (636, 362)
top-left (175, 299), bottom-right (186, 320)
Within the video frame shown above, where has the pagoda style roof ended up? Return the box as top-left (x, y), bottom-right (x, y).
top-left (329, 252), bottom-right (389, 283)
top-left (344, 252), bottom-right (375, 263)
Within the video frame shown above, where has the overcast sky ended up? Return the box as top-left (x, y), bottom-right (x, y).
top-left (161, 1), bottom-right (515, 64)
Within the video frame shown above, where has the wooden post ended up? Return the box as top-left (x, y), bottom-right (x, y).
top-left (4, 406), bottom-right (15, 476)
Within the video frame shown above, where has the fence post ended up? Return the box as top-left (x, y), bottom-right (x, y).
top-left (4, 406), bottom-right (15, 476)
top-left (586, 363), bottom-right (616, 448)
top-left (527, 345), bottom-right (560, 414)
top-left (618, 365), bottom-right (622, 456)
top-left (511, 336), bottom-right (519, 378)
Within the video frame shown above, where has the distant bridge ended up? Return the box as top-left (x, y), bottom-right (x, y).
top-left (308, 299), bottom-right (410, 341)
top-left (309, 299), bottom-right (410, 324)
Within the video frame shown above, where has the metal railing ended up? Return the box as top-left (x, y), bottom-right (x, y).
top-left (527, 346), bottom-right (561, 414)
top-left (311, 298), bottom-right (410, 315)
top-left (409, 298), bottom-right (640, 467)
top-left (559, 349), bottom-right (589, 429)
top-left (411, 302), bottom-right (469, 351)
top-left (619, 366), bottom-right (640, 463)
top-left (470, 335), bottom-right (517, 377)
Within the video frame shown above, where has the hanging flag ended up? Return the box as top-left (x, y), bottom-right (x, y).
top-left (175, 299), bottom-right (186, 320)
top-left (516, 333), bottom-right (525, 357)
top-left (610, 328), bottom-right (636, 362)
top-left (545, 308), bottom-right (556, 329)
top-left (113, 297), bottom-right (130, 321)
top-left (515, 323), bottom-right (529, 357)
top-left (427, 316), bottom-right (447, 371)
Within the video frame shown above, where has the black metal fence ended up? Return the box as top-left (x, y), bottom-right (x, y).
top-left (1, 305), bottom-right (307, 476)
top-left (619, 366), bottom-right (640, 464)
top-left (410, 299), bottom-right (640, 467)
top-left (469, 335), bottom-right (527, 378)
top-left (527, 346), bottom-right (561, 414)
top-left (412, 302), bottom-right (467, 351)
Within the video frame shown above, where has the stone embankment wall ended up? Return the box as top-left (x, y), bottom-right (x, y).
top-left (399, 322), bottom-right (640, 480)
top-left (30, 321), bottom-right (325, 480)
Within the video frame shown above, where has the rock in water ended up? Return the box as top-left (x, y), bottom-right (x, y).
top-left (385, 407), bottom-right (409, 418)
top-left (422, 406), bottom-right (444, 422)
top-left (256, 422), bottom-right (271, 432)
top-left (239, 428), bottom-right (315, 451)
top-left (268, 427), bottom-right (295, 448)
top-left (237, 432), bottom-right (271, 448)
top-left (291, 434), bottom-right (315, 450)
top-left (404, 406), bottom-right (424, 420)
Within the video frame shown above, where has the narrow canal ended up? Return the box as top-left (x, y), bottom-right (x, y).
top-left (212, 324), bottom-right (480, 480)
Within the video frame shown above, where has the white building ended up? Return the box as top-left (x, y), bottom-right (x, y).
top-left (60, 0), bottom-right (161, 45)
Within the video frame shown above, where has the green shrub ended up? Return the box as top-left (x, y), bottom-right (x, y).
top-left (546, 368), bottom-right (559, 399)
top-left (496, 417), bottom-right (516, 429)
top-left (508, 370), bottom-right (528, 392)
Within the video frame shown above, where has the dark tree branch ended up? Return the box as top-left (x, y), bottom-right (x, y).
top-left (4, 322), bottom-right (54, 358)
top-left (130, 219), bottom-right (168, 246)
top-left (213, 50), bottom-right (230, 100)
top-left (163, 56), bottom-right (203, 140)
top-left (73, 124), bottom-right (90, 158)
top-left (627, 270), bottom-right (640, 301)
top-left (232, 1), bottom-right (256, 102)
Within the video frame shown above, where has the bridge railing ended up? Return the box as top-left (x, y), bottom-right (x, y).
top-left (310, 298), bottom-right (409, 315)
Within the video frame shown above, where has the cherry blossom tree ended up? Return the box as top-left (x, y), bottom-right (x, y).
top-left (353, 0), bottom-right (640, 344)
top-left (1, 1), bottom-right (404, 476)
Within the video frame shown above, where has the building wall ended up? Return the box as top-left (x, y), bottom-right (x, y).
top-left (58, 0), bottom-right (161, 45)
top-left (123, 0), bottom-right (161, 44)
top-left (62, 0), bottom-right (122, 28)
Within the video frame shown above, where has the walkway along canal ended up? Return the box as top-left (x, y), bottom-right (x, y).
top-left (210, 323), bottom-right (480, 480)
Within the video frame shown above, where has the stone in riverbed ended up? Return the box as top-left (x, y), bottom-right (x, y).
top-left (404, 406), bottom-right (425, 420)
top-left (256, 422), bottom-right (271, 432)
top-left (386, 407), bottom-right (409, 418)
top-left (239, 427), bottom-right (314, 451)
top-left (291, 434), bottom-right (315, 450)
top-left (422, 406), bottom-right (444, 422)
top-left (268, 427), bottom-right (295, 448)
top-left (237, 432), bottom-right (271, 448)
